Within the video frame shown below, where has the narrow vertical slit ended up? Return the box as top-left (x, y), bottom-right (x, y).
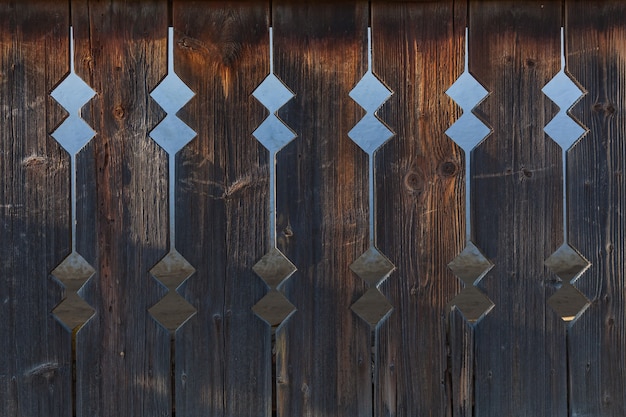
top-left (562, 6), bottom-right (573, 416)
top-left (269, 1), bottom-right (273, 29)
top-left (167, 0), bottom-right (173, 28)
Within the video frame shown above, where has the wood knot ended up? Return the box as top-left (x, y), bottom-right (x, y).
top-left (438, 161), bottom-right (459, 177)
top-left (113, 104), bottom-right (125, 120)
top-left (605, 103), bottom-right (616, 114)
top-left (525, 58), bottom-right (536, 68)
top-left (404, 171), bottom-right (424, 193)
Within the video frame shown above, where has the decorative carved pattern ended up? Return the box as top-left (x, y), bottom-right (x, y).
top-left (348, 28), bottom-right (395, 327)
top-left (543, 28), bottom-right (590, 322)
top-left (446, 28), bottom-right (494, 322)
top-left (148, 27), bottom-right (197, 331)
top-left (251, 28), bottom-right (297, 326)
top-left (50, 27), bottom-right (96, 330)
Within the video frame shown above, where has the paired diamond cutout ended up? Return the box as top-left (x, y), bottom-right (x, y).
top-left (50, 28), bottom-right (97, 330)
top-left (149, 250), bottom-right (197, 330)
top-left (445, 29), bottom-right (494, 323)
top-left (350, 247), bottom-right (394, 327)
top-left (545, 244), bottom-right (590, 321)
top-left (348, 71), bottom-right (393, 153)
top-left (147, 27), bottom-right (197, 330)
top-left (448, 242), bottom-right (494, 322)
top-left (542, 71), bottom-right (586, 149)
top-left (543, 28), bottom-right (590, 322)
top-left (149, 29), bottom-right (196, 154)
top-left (51, 252), bottom-right (95, 330)
top-left (251, 28), bottom-right (298, 327)
top-left (252, 248), bottom-right (296, 326)
top-left (51, 72), bottom-right (96, 154)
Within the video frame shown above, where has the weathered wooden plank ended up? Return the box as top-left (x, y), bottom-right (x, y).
top-left (273, 2), bottom-right (371, 416)
top-left (469, 2), bottom-right (567, 416)
top-left (71, 1), bottom-right (171, 416)
top-left (372, 2), bottom-right (465, 416)
top-left (449, 308), bottom-right (474, 417)
top-left (0, 2), bottom-right (70, 416)
top-left (567, 2), bottom-right (626, 415)
top-left (172, 2), bottom-right (271, 416)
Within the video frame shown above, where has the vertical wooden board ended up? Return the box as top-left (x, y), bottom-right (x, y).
top-left (273, 2), bottom-right (371, 416)
top-left (567, 2), bottom-right (626, 415)
top-left (72, 2), bottom-right (171, 416)
top-left (372, 2), bottom-right (465, 416)
top-left (172, 2), bottom-right (271, 416)
top-left (0, 2), bottom-right (70, 416)
top-left (449, 309), bottom-right (474, 417)
top-left (469, 2), bottom-right (567, 416)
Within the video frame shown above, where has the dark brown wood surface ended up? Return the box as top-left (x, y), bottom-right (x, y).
top-left (273, 2), bottom-right (371, 416)
top-left (172, 2), bottom-right (271, 416)
top-left (372, 2), bottom-right (465, 416)
top-left (5, 2), bottom-right (626, 416)
top-left (567, 2), bottom-right (626, 415)
top-left (469, 2), bottom-right (567, 416)
top-left (72, 2), bottom-right (171, 416)
top-left (0, 2), bottom-right (70, 416)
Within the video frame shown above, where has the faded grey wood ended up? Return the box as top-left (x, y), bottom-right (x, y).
top-left (567, 2), bottom-right (626, 415)
top-left (72, 1), bottom-right (172, 416)
top-left (172, 2), bottom-right (272, 416)
top-left (0, 2), bottom-right (71, 416)
top-left (469, 2), bottom-right (567, 416)
top-left (372, 2), bottom-right (466, 416)
top-left (273, 2), bottom-right (371, 416)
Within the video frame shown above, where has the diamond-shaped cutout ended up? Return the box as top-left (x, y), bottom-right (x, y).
top-left (52, 117), bottom-right (96, 155)
top-left (545, 243), bottom-right (590, 283)
top-left (52, 294), bottom-right (95, 331)
top-left (252, 115), bottom-right (296, 153)
top-left (446, 71), bottom-right (488, 111)
top-left (150, 115), bottom-right (197, 154)
top-left (349, 71), bottom-right (392, 113)
top-left (348, 114), bottom-right (394, 154)
top-left (350, 246), bottom-right (395, 287)
top-left (252, 289), bottom-right (296, 326)
top-left (445, 112), bottom-right (491, 151)
top-left (542, 70), bottom-right (584, 110)
top-left (449, 286), bottom-right (494, 323)
top-left (151, 249), bottom-right (195, 289)
top-left (150, 74), bottom-right (195, 115)
top-left (253, 247), bottom-right (296, 288)
top-left (351, 288), bottom-right (393, 327)
top-left (548, 282), bottom-right (590, 322)
top-left (448, 242), bottom-right (493, 286)
top-left (544, 115), bottom-right (586, 149)
top-left (51, 72), bottom-right (96, 114)
top-left (149, 292), bottom-right (197, 331)
top-left (52, 252), bottom-right (95, 292)
top-left (253, 74), bottom-right (295, 114)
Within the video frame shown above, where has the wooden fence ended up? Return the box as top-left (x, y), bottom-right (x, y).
top-left (2, 1), bottom-right (626, 416)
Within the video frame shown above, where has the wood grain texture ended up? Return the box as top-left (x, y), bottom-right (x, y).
top-left (0, 2), bottom-right (70, 416)
top-left (72, 1), bottom-right (171, 416)
top-left (372, 2), bottom-right (465, 416)
top-left (567, 2), bottom-right (626, 415)
top-left (273, 2), bottom-right (371, 416)
top-left (172, 2), bottom-right (271, 416)
top-left (469, 2), bottom-right (566, 416)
